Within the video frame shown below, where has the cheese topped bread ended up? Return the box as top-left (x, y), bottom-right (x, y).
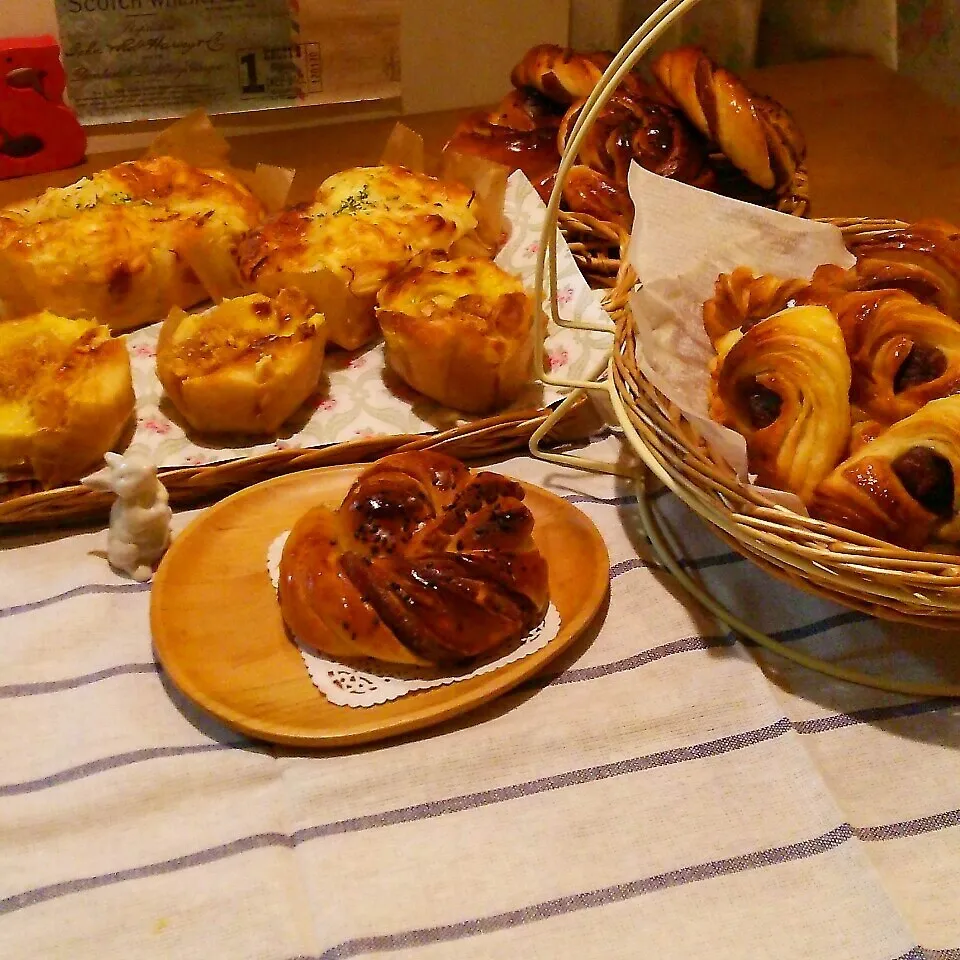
top-left (0, 311), bottom-right (135, 487)
top-left (376, 257), bottom-right (535, 413)
top-left (0, 156), bottom-right (265, 333)
top-left (156, 289), bottom-right (327, 436)
top-left (236, 165), bottom-right (479, 350)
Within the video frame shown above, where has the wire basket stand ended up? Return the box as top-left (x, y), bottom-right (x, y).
top-left (526, 0), bottom-right (960, 697)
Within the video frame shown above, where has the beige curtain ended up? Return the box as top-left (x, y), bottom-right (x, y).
top-left (616, 0), bottom-right (958, 105)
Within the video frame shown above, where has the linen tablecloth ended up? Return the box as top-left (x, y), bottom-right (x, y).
top-left (2, 434), bottom-right (958, 959)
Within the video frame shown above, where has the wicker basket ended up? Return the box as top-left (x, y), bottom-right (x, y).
top-left (609, 216), bottom-right (960, 629)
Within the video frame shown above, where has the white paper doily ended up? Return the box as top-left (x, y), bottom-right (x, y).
top-left (267, 532), bottom-right (560, 707)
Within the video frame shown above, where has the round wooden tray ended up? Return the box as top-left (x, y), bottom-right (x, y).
top-left (150, 463), bottom-right (609, 747)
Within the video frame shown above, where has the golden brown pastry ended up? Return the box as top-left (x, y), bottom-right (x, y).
top-left (711, 305), bottom-right (852, 502)
top-left (0, 311), bottom-right (135, 487)
top-left (0, 156), bottom-right (265, 332)
top-left (236, 165), bottom-right (478, 351)
top-left (156, 289), bottom-right (326, 435)
top-left (844, 220), bottom-right (960, 319)
top-left (375, 257), bottom-right (535, 414)
top-left (810, 395), bottom-right (960, 549)
top-left (510, 44), bottom-right (609, 104)
top-left (829, 288), bottom-right (960, 426)
top-left (650, 46), bottom-right (805, 197)
top-left (702, 266), bottom-right (811, 347)
top-left (278, 451), bottom-right (550, 666)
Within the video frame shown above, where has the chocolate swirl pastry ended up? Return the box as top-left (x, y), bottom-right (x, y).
top-left (278, 452), bottom-right (550, 667)
top-left (811, 395), bottom-right (960, 549)
top-left (711, 305), bottom-right (852, 502)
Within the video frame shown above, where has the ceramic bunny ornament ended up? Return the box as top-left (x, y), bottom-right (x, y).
top-left (82, 451), bottom-right (172, 581)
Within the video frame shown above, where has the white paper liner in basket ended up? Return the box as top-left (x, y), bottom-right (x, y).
top-left (267, 532), bottom-right (561, 708)
top-left (624, 164), bottom-right (856, 511)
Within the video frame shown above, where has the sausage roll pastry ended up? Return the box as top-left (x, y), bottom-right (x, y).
top-left (712, 305), bottom-right (851, 502)
top-left (831, 288), bottom-right (960, 425)
top-left (810, 395), bottom-right (960, 549)
top-left (845, 220), bottom-right (960, 319)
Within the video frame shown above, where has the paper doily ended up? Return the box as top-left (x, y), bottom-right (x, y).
top-left (267, 532), bottom-right (560, 707)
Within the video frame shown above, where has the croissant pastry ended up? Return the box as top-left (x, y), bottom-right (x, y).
top-left (278, 452), bottom-right (550, 667)
top-left (810, 395), bottom-right (960, 549)
top-left (712, 305), bottom-right (852, 502)
top-left (650, 46), bottom-right (805, 197)
top-left (844, 220), bottom-right (960, 319)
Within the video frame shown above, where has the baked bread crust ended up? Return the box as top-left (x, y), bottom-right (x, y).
top-left (278, 451), bottom-right (550, 666)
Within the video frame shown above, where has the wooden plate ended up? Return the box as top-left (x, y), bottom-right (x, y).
top-left (150, 464), bottom-right (609, 747)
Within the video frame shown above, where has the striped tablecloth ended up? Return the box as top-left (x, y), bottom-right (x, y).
top-left (2, 435), bottom-right (958, 959)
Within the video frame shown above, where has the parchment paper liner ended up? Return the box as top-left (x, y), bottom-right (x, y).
top-left (625, 163), bottom-right (857, 514)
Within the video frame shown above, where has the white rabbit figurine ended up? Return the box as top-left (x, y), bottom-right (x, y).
top-left (83, 451), bottom-right (172, 581)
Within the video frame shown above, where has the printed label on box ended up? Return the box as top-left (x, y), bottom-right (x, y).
top-left (54, 0), bottom-right (399, 124)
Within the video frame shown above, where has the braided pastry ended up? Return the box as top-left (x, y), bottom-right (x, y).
top-left (810, 395), bottom-right (960, 548)
top-left (650, 46), bottom-right (805, 196)
top-left (711, 305), bottom-right (851, 502)
top-left (278, 452), bottom-right (550, 667)
top-left (829, 289), bottom-right (960, 426)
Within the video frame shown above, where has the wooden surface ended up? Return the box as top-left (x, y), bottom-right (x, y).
top-left (150, 464), bottom-right (610, 746)
top-left (1, 57), bottom-right (958, 220)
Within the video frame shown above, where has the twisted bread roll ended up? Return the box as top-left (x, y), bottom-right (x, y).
top-left (830, 289), bottom-right (960, 426)
top-left (510, 44), bottom-right (608, 104)
top-left (811, 395), bottom-right (960, 549)
top-left (712, 305), bottom-right (851, 502)
top-left (557, 95), bottom-right (713, 227)
top-left (278, 452), bottom-right (550, 667)
top-left (651, 46), bottom-right (805, 195)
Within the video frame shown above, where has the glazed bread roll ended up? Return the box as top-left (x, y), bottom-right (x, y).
top-left (844, 220), bottom-right (960, 319)
top-left (0, 156), bottom-right (265, 332)
top-left (712, 305), bottom-right (851, 502)
top-left (650, 46), bottom-right (806, 196)
top-left (278, 451), bottom-right (550, 666)
top-left (510, 44), bottom-right (608, 103)
top-left (557, 94), bottom-right (713, 228)
top-left (237, 165), bottom-right (478, 351)
top-left (811, 395), bottom-right (960, 549)
top-left (156, 289), bottom-right (327, 435)
top-left (375, 257), bottom-right (535, 414)
top-left (0, 312), bottom-right (135, 487)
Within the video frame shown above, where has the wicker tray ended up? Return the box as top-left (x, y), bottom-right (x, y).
top-left (609, 216), bottom-right (960, 629)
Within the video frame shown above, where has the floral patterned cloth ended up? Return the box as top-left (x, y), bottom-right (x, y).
top-left (620, 0), bottom-right (957, 105)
